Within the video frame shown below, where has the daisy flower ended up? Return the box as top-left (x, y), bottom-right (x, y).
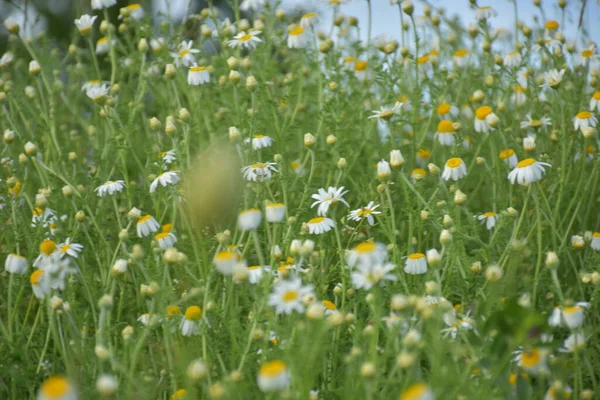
top-left (170, 40), bottom-right (200, 67)
top-left (560, 332), bottom-right (586, 353)
top-left (136, 215), bottom-right (160, 238)
top-left (92, 0), bottom-right (116, 9)
top-left (180, 305), bottom-right (203, 336)
top-left (573, 111), bottom-right (597, 131)
top-left (390, 149), bottom-right (405, 168)
top-left (477, 212), bottom-right (498, 230)
top-left (572, 235), bottom-right (585, 248)
top-left (474, 106), bottom-right (497, 133)
top-left (520, 114), bottom-right (551, 130)
top-left (85, 83), bottom-right (109, 102)
top-left (435, 120), bottom-right (456, 146)
top-left (122, 3), bottom-right (144, 20)
top-left (287, 26), bottom-right (307, 49)
top-left (578, 46), bottom-right (599, 67)
top-left (351, 262), bottom-right (397, 290)
top-left (399, 383), bottom-right (434, 400)
top-left (162, 150), bottom-right (176, 165)
top-left (37, 376), bottom-right (77, 400)
top-left (346, 241), bottom-right (388, 269)
top-left (246, 265), bottom-right (267, 284)
top-left (348, 201), bottom-right (381, 226)
top-left (591, 232), bottom-right (600, 250)
top-left (155, 229), bottom-right (177, 250)
top-left (442, 158), bottom-right (467, 181)
top-left (416, 148), bottom-right (431, 167)
top-left (248, 134), bottom-right (274, 150)
top-left (513, 348), bottom-right (549, 374)
top-left (268, 278), bottom-right (314, 315)
top-left (475, 6), bottom-right (497, 20)
top-left (589, 91), bottom-right (600, 112)
top-left (511, 84), bottom-right (527, 106)
top-left (306, 217), bottom-right (335, 234)
top-left (411, 168), bottom-right (427, 182)
top-left (265, 203), bottom-right (286, 223)
top-left (541, 69), bottom-right (565, 89)
top-left (499, 149), bottom-right (518, 168)
top-left (560, 303), bottom-right (589, 329)
top-left (228, 31), bottom-right (262, 49)
top-left (377, 160), bottom-right (391, 180)
top-left (238, 208), bottom-right (262, 231)
top-left (31, 207), bottom-right (57, 228)
top-left (96, 37), bottom-right (111, 55)
top-left (300, 12), bottom-right (318, 28)
top-left (257, 360), bottom-right (290, 393)
top-left (0, 51), bottom-right (14, 67)
top-left (436, 103), bottom-right (458, 119)
top-left (453, 49), bottom-right (469, 67)
top-left (504, 51), bottom-right (522, 67)
top-left (353, 60), bottom-right (370, 82)
top-left (404, 253), bottom-right (427, 275)
top-left (150, 171), bottom-right (180, 193)
top-left (214, 251), bottom-right (240, 275)
top-left (187, 65), bottom-right (209, 85)
top-left (58, 238), bottom-right (83, 258)
top-left (5, 254), bottom-right (28, 274)
top-left (310, 186), bottom-right (349, 216)
top-left (74, 14), bottom-right (97, 35)
top-left (368, 102), bottom-right (402, 121)
top-left (241, 162), bottom-right (278, 182)
top-left (95, 180), bottom-right (125, 197)
top-left (507, 158), bottom-right (551, 185)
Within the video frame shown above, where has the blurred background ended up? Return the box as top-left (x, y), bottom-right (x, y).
top-left (1, 0), bottom-right (599, 50)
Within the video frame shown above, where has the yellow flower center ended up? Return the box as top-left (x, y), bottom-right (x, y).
top-left (517, 158), bottom-right (536, 168)
top-left (417, 55), bottom-right (429, 64)
top-left (454, 49), bottom-right (468, 57)
top-left (303, 12), bottom-right (317, 19)
top-left (252, 162), bottom-right (267, 169)
top-left (290, 161), bottom-right (300, 170)
top-left (577, 111), bottom-right (592, 119)
top-left (446, 158), bottom-right (462, 168)
top-left (437, 103), bottom-right (451, 115)
top-left (343, 56), bottom-right (355, 63)
top-left (562, 306), bottom-right (580, 314)
top-left (172, 389), bottom-right (187, 399)
top-left (282, 291), bottom-right (298, 302)
top-left (41, 376), bottom-right (70, 397)
top-left (215, 251), bottom-right (236, 261)
top-left (155, 232), bottom-right (169, 240)
top-left (138, 215), bottom-right (153, 224)
top-left (184, 305), bottom-right (202, 321)
top-left (166, 305), bottom-right (181, 316)
top-left (400, 383), bottom-right (429, 400)
top-left (355, 241), bottom-right (377, 253)
top-left (323, 300), bottom-right (336, 310)
top-left (190, 65), bottom-right (206, 72)
top-left (61, 244), bottom-right (71, 253)
top-left (581, 49), bottom-right (593, 58)
top-left (408, 253), bottom-right (425, 260)
top-left (248, 265), bottom-right (262, 270)
top-left (128, 4), bottom-right (141, 10)
top-left (417, 149), bottom-right (431, 158)
top-left (499, 149), bottom-right (515, 159)
top-left (437, 120), bottom-right (454, 133)
top-left (521, 349), bottom-right (541, 368)
top-left (309, 217), bottom-right (325, 224)
top-left (545, 20), bottom-right (559, 30)
top-left (593, 92), bottom-right (600, 100)
top-left (475, 106), bottom-right (492, 120)
top-left (529, 119), bottom-right (542, 128)
top-left (593, 232), bottom-right (600, 238)
top-left (40, 240), bottom-right (57, 256)
top-left (260, 360), bottom-right (287, 377)
top-left (98, 37), bottom-right (108, 44)
top-left (290, 27), bottom-right (305, 36)
top-left (354, 61), bottom-right (368, 71)
top-left (514, 85), bottom-right (525, 93)
top-left (238, 34), bottom-right (252, 42)
top-left (162, 223), bottom-right (173, 233)
top-left (30, 269), bottom-right (44, 285)
top-left (411, 168), bottom-right (426, 178)
top-left (357, 208), bottom-right (372, 217)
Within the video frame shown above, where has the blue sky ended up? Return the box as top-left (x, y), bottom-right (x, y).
top-left (286, 0), bottom-right (600, 47)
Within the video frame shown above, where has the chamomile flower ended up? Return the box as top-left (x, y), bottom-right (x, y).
top-left (241, 162), bottom-right (278, 182)
top-left (590, 91), bottom-right (600, 112)
top-left (542, 69), bottom-right (565, 89)
top-left (345, 241), bottom-right (388, 268)
top-left (475, 6), bottom-right (497, 20)
top-left (591, 232), bottom-right (600, 250)
top-left (511, 84), bottom-right (527, 106)
top-left (238, 208), bottom-right (262, 231)
top-left (573, 111), bottom-right (597, 131)
top-left (37, 376), bottom-right (77, 400)
top-left (287, 26), bottom-right (307, 49)
top-left (155, 230), bottom-right (177, 250)
top-left (436, 103), bottom-right (458, 119)
top-left (170, 41), bottom-right (200, 67)
top-left (544, 386), bottom-right (573, 400)
top-left (268, 278), bottom-right (314, 315)
top-left (435, 120), bottom-right (456, 146)
top-left (520, 114), bottom-right (551, 130)
top-left (348, 202), bottom-right (381, 226)
top-left (399, 383), bottom-right (434, 400)
top-left (507, 158), bottom-right (551, 185)
top-left (411, 168), bottom-right (427, 182)
top-left (265, 203), bottom-right (286, 223)
top-left (306, 217), bottom-right (335, 234)
top-left (150, 171), bottom-right (180, 193)
top-left (5, 254), bottom-right (28, 274)
top-left (561, 303), bottom-right (588, 329)
top-left (162, 150), bottom-right (176, 165)
top-left (578, 46), bottom-right (599, 67)
top-left (58, 238), bottom-right (83, 258)
top-left (214, 251), bottom-right (240, 275)
top-left (31, 269), bottom-right (48, 299)
top-left (504, 51), bottom-right (522, 67)
top-left (453, 49), bottom-right (469, 67)
top-left (572, 235), bottom-right (585, 248)
top-left (31, 208), bottom-right (57, 228)
top-left (136, 215), bottom-right (160, 238)
top-left (92, 0), bottom-right (116, 9)
top-left (353, 60), bottom-right (370, 82)
top-left (247, 265), bottom-right (267, 284)
top-left (311, 186), bottom-right (349, 216)
top-left (404, 253), bottom-right (427, 275)
top-left (477, 212), bottom-right (498, 230)
top-left (499, 149), bottom-right (518, 168)
top-left (416, 149), bottom-right (431, 167)
top-left (351, 262), bottom-right (397, 290)
top-left (257, 360), bottom-right (290, 392)
top-left (368, 102), bottom-right (402, 121)
top-left (249, 134), bottom-right (274, 150)
top-left (95, 180), bottom-right (125, 197)
top-left (86, 84), bottom-right (109, 102)
top-left (240, 0), bottom-right (264, 11)
top-left (187, 64), bottom-right (210, 85)
top-left (513, 348), bottom-right (549, 374)
top-left (95, 37), bottom-right (111, 55)
top-left (180, 306), bottom-right (203, 336)
top-left (74, 14), bottom-right (97, 35)
top-left (228, 31), bottom-right (262, 49)
top-left (322, 300), bottom-right (337, 315)
top-left (442, 158), bottom-right (467, 181)
top-left (474, 106), bottom-right (497, 133)
top-left (122, 3), bottom-right (144, 20)
top-left (300, 12), bottom-right (318, 28)
top-left (560, 332), bottom-right (586, 353)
